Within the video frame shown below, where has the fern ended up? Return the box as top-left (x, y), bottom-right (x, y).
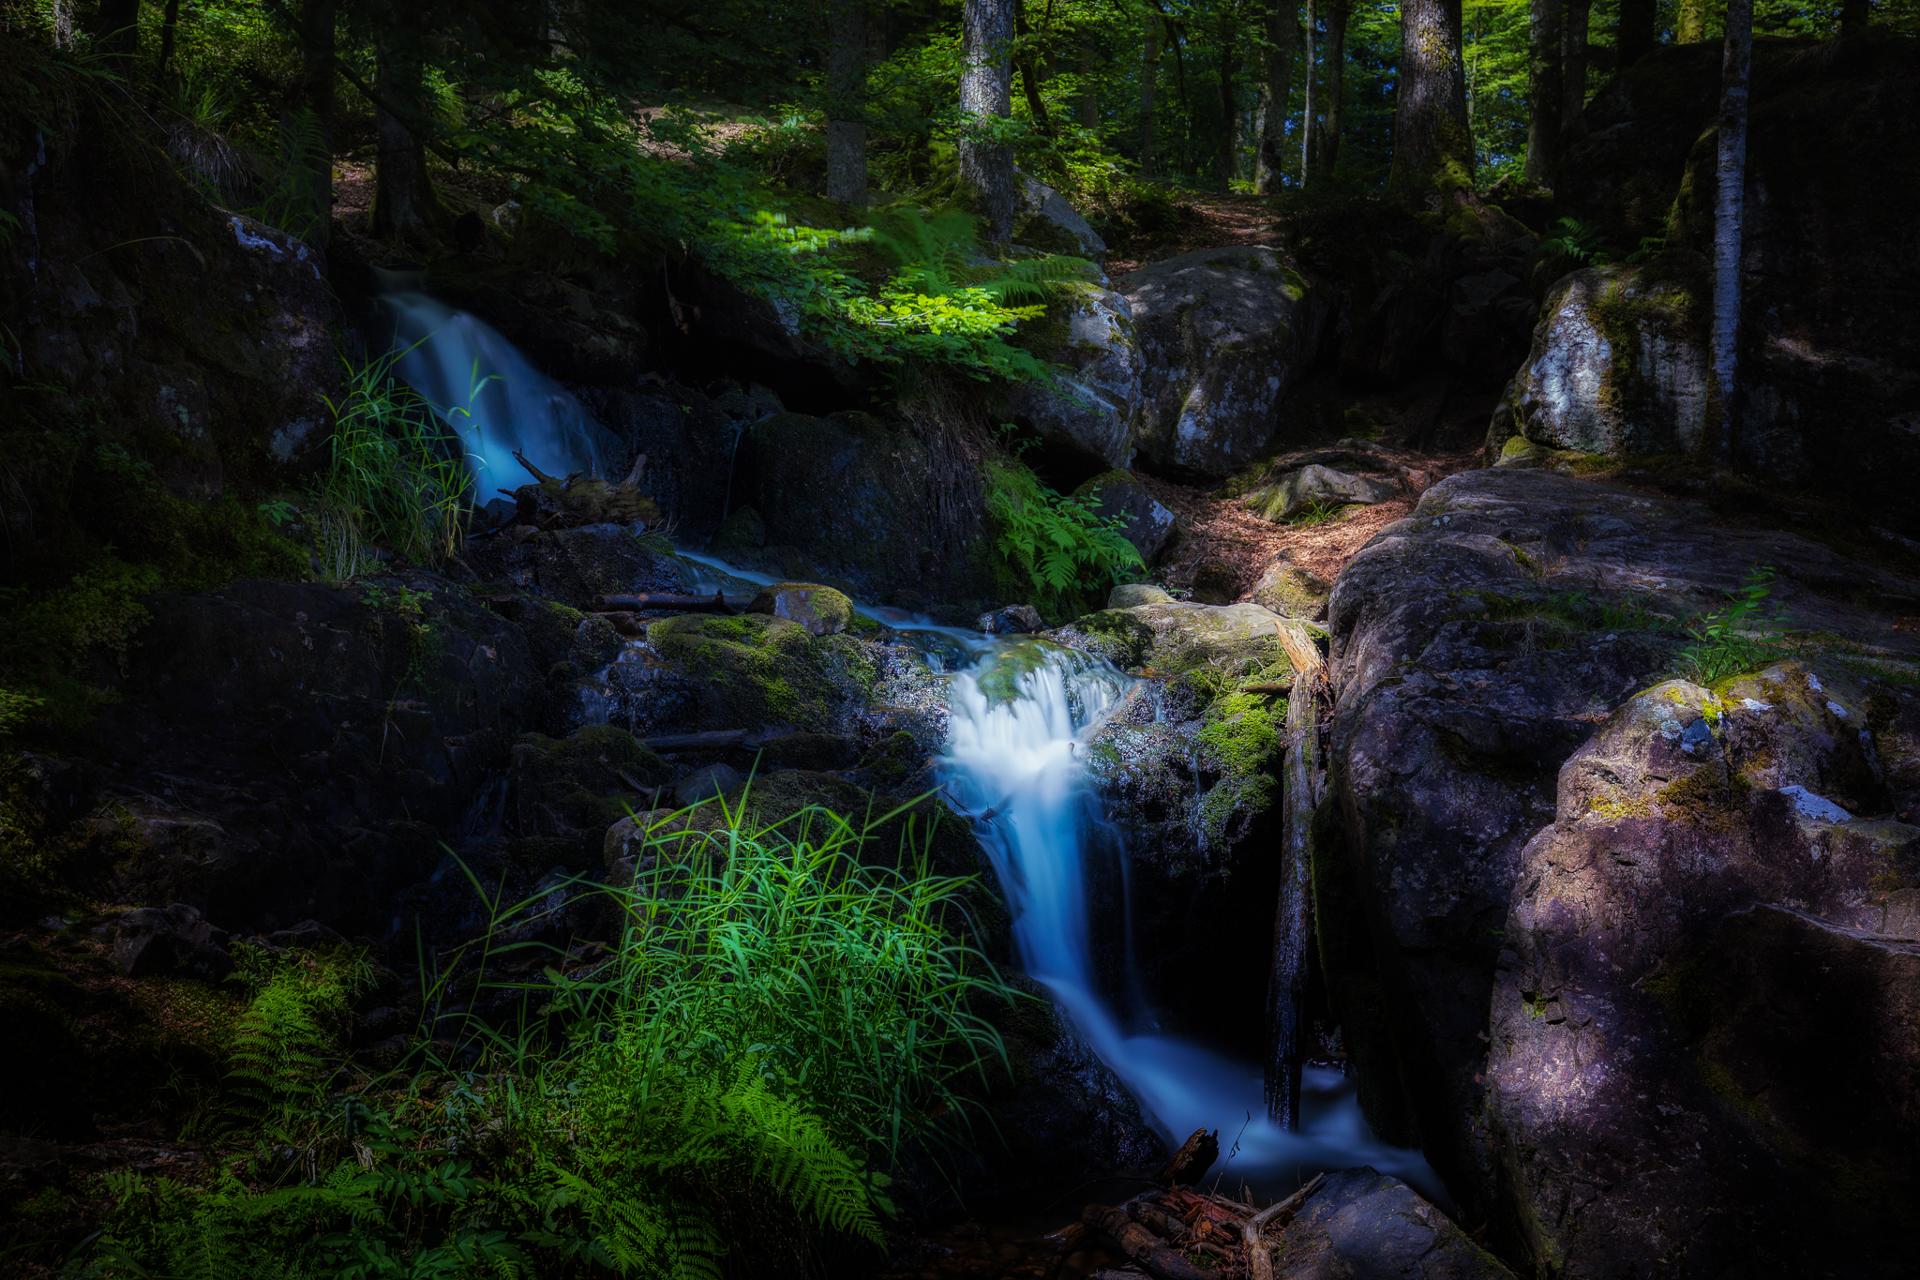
top-left (986, 459), bottom-right (1144, 618)
top-left (248, 106), bottom-right (329, 243)
top-left (224, 945), bottom-right (374, 1142)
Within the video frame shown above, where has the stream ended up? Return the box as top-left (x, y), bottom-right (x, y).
top-left (389, 296), bottom-right (1437, 1201)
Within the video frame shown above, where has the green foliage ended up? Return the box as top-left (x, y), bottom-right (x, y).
top-left (313, 350), bottom-right (475, 583)
top-left (1285, 496), bottom-right (1353, 528)
top-left (1542, 216), bottom-right (1612, 267)
top-left (246, 107), bottom-right (328, 242)
top-left (985, 459), bottom-right (1143, 618)
top-left (80, 796), bottom-right (1016, 1279)
top-left (1679, 565), bottom-right (1788, 684)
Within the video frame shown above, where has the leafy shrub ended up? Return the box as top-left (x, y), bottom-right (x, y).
top-left (1679, 565), bottom-right (1786, 684)
top-left (986, 459), bottom-right (1143, 617)
top-left (312, 349), bottom-right (475, 582)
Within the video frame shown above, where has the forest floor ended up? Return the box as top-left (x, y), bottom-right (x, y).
top-left (1106, 191), bottom-right (1281, 277)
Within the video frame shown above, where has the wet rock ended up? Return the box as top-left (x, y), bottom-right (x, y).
top-left (748, 583), bottom-right (854, 636)
top-left (1321, 466), bottom-right (1920, 1246)
top-left (977, 604), bottom-right (1045, 635)
top-left (1486, 670), bottom-right (1920, 1277)
top-left (466, 524), bottom-right (694, 610)
top-left (1271, 1169), bottom-right (1517, 1279)
top-left (1064, 599), bottom-right (1288, 677)
top-left (641, 613), bottom-right (880, 736)
top-left (1076, 470), bottom-right (1176, 564)
top-left (672, 761), bottom-right (744, 807)
top-left (1004, 283), bottom-right (1141, 467)
top-left (1122, 246), bottom-right (1329, 478)
top-left (509, 725), bottom-right (669, 863)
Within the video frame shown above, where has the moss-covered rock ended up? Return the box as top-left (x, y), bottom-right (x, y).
top-left (509, 725), bottom-right (670, 857)
top-left (644, 612), bottom-right (878, 733)
top-left (747, 583), bottom-right (854, 636)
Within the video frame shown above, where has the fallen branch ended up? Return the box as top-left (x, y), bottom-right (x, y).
top-left (1082, 1201), bottom-right (1218, 1280)
top-left (1242, 1173), bottom-right (1326, 1280)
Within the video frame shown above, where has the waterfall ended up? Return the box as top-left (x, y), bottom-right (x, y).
top-left (941, 641), bottom-right (1440, 1196)
top-left (379, 292), bottom-right (612, 491)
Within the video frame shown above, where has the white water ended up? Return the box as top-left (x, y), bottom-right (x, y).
top-left (381, 291), bottom-right (610, 490)
top-left (940, 642), bottom-right (1440, 1198)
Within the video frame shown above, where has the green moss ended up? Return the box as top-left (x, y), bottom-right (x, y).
top-left (1656, 767), bottom-right (1751, 831)
top-left (1074, 609), bottom-right (1154, 668)
top-left (1193, 689), bottom-right (1284, 848)
top-left (514, 725), bottom-right (671, 831)
top-left (647, 612), bottom-right (878, 729)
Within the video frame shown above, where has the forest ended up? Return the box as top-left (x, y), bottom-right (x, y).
top-left (1, 0), bottom-right (1918, 1276)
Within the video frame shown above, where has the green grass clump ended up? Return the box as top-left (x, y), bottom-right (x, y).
top-left (79, 794), bottom-right (1018, 1279)
top-left (1678, 565), bottom-right (1787, 685)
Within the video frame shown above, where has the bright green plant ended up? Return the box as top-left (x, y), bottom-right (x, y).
top-left (985, 459), bottom-right (1143, 617)
top-left (1679, 565), bottom-right (1786, 684)
top-left (1542, 216), bottom-right (1611, 267)
top-left (313, 349), bottom-right (474, 582)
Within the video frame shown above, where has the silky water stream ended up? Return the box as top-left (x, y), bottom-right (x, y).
top-left (386, 295), bottom-right (1434, 1199)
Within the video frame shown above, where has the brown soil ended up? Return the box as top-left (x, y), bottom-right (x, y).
top-left (1107, 192), bottom-right (1284, 278)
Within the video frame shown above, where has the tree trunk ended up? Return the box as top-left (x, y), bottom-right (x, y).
top-left (1710, 0), bottom-right (1751, 462)
top-left (1616, 0), bottom-right (1655, 67)
top-left (1215, 7), bottom-right (1238, 190)
top-left (371, 19), bottom-right (442, 239)
top-left (1311, 0), bottom-right (1348, 184)
top-left (825, 0), bottom-right (869, 206)
top-left (1522, 0), bottom-right (1563, 184)
top-left (1255, 0), bottom-right (1299, 193)
top-left (1264, 622), bottom-right (1324, 1130)
top-left (1014, 0), bottom-right (1054, 136)
top-left (297, 0), bottom-right (337, 249)
top-left (1676, 0), bottom-right (1708, 43)
top-left (961, 0), bottom-right (1017, 244)
top-left (52, 0), bottom-right (76, 50)
top-left (156, 0), bottom-right (180, 78)
top-left (93, 0), bottom-right (140, 64)
top-left (1139, 17), bottom-right (1160, 174)
top-left (1388, 0), bottom-right (1473, 198)
top-left (1841, 0), bottom-right (1871, 35)
top-left (1559, 0), bottom-right (1591, 154)
top-left (1299, 0), bottom-right (1316, 182)
top-left (1077, 43), bottom-right (1099, 129)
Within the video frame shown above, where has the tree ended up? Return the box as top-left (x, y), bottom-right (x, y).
top-left (1255, 0), bottom-right (1300, 192)
top-left (1306, 0), bottom-right (1349, 186)
top-left (1214, 2), bottom-right (1240, 189)
top-left (1841, 0), bottom-right (1872, 35)
top-left (961, 0), bottom-right (1017, 244)
top-left (825, 0), bottom-right (869, 207)
top-left (1616, 0), bottom-right (1656, 68)
top-left (93, 0), bottom-right (141, 63)
top-left (1014, 0), bottom-right (1055, 137)
top-left (1710, 0), bottom-right (1752, 461)
top-left (1676, 0), bottom-right (1708, 43)
top-left (1300, 0), bottom-right (1315, 180)
top-left (1139, 13), bottom-right (1162, 175)
top-left (1522, 0), bottom-right (1563, 185)
top-left (1388, 0), bottom-right (1473, 198)
top-left (1560, 0), bottom-right (1590, 154)
top-left (297, 0), bottom-right (338, 248)
top-left (371, 13), bottom-right (443, 239)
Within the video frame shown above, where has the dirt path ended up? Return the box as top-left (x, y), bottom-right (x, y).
top-left (1107, 192), bottom-right (1283, 277)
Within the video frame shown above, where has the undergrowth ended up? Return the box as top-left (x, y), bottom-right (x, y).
top-left (1679, 565), bottom-right (1787, 684)
top-left (984, 458), bottom-right (1142, 619)
top-left (74, 793), bottom-right (1017, 1279)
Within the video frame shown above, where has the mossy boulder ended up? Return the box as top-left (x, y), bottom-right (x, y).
top-left (465, 524), bottom-right (695, 611)
top-left (509, 725), bottom-right (670, 860)
top-left (1062, 598), bottom-right (1289, 678)
top-left (644, 612), bottom-right (878, 734)
top-left (1249, 558), bottom-right (1331, 620)
top-left (1002, 283), bottom-right (1142, 469)
top-left (1120, 246), bottom-right (1329, 478)
top-left (747, 583), bottom-right (854, 636)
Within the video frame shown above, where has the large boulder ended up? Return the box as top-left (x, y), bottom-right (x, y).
top-left (466, 524), bottom-right (695, 610)
top-left (1075, 469), bottom-right (1175, 564)
top-left (1485, 669), bottom-right (1920, 1276)
top-left (1269, 1169), bottom-right (1518, 1280)
top-left (1321, 467), bottom-right (1920, 1221)
top-left (1005, 283), bottom-right (1143, 468)
top-left (1121, 246), bottom-right (1329, 478)
top-left (1015, 172), bottom-right (1108, 261)
top-left (1538, 33), bottom-right (1920, 526)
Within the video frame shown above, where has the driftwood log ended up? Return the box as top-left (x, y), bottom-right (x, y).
top-left (503, 450), bottom-right (659, 530)
top-left (1265, 620), bottom-right (1327, 1127)
top-left (1080, 1175), bottom-right (1330, 1280)
top-left (1157, 1127), bottom-right (1220, 1187)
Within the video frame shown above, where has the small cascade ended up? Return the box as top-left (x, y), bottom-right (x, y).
top-left (379, 292), bottom-right (612, 489)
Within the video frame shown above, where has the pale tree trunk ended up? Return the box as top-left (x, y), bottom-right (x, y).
top-left (371, 20), bottom-right (442, 239)
top-left (1388, 0), bottom-right (1473, 198)
top-left (52, 0), bottom-right (75, 50)
top-left (1710, 0), bottom-right (1751, 461)
top-left (825, 0), bottom-right (869, 206)
top-left (1310, 0), bottom-right (1348, 184)
top-left (1522, 0), bottom-right (1563, 185)
top-left (1300, 0), bottom-right (1316, 181)
top-left (1616, 0), bottom-right (1655, 67)
top-left (1255, 0), bottom-right (1299, 193)
top-left (1559, 0), bottom-right (1590, 154)
top-left (298, 0), bottom-right (337, 248)
top-left (1215, 7), bottom-right (1238, 190)
top-left (1139, 17), bottom-right (1161, 174)
top-left (961, 0), bottom-right (1017, 244)
top-left (1676, 0), bottom-right (1708, 43)
top-left (1841, 0), bottom-right (1871, 35)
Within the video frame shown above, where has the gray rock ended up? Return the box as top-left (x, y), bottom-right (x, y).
top-left (1076, 470), bottom-right (1175, 564)
top-left (1249, 559), bottom-right (1330, 620)
top-left (748, 583), bottom-right (854, 636)
top-left (1122, 246), bottom-right (1329, 478)
top-left (1015, 171), bottom-right (1107, 260)
top-left (673, 762), bottom-right (745, 808)
top-left (977, 604), bottom-right (1045, 635)
top-left (112, 904), bottom-right (231, 980)
top-left (1006, 284), bottom-right (1142, 467)
top-left (1107, 583), bottom-right (1175, 608)
top-left (1244, 462), bottom-right (1401, 523)
top-left (1270, 1169), bottom-right (1517, 1279)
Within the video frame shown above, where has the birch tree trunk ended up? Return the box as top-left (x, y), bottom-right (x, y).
top-left (1299, 0), bottom-right (1317, 183)
top-left (1710, 0), bottom-right (1752, 462)
top-left (1676, 0), bottom-right (1708, 43)
top-left (961, 0), bottom-right (1017, 243)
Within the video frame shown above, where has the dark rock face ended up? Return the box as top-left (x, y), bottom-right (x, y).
top-left (1535, 34), bottom-right (1920, 525)
top-left (1324, 468), bottom-right (1920, 1272)
top-left (1485, 670), bottom-right (1920, 1276)
top-left (1076, 470), bottom-right (1176, 565)
top-left (1270, 1169), bottom-right (1518, 1279)
top-left (1121, 246), bottom-right (1329, 478)
top-left (0, 71), bottom-right (341, 496)
top-left (466, 524), bottom-right (694, 610)
top-left (1004, 284), bottom-right (1143, 469)
top-left (81, 576), bottom-right (543, 932)
top-left (729, 410), bottom-right (1006, 619)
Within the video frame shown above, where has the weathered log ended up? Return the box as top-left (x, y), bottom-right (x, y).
top-left (642, 729), bottom-right (756, 752)
top-left (1082, 1202), bottom-right (1219, 1280)
top-left (1157, 1127), bottom-right (1220, 1187)
top-left (1242, 1173), bottom-right (1326, 1280)
top-left (1265, 620), bottom-right (1327, 1127)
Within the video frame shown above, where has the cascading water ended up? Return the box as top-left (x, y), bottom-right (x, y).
top-left (940, 642), bottom-right (1439, 1197)
top-left (380, 291), bottom-right (613, 490)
